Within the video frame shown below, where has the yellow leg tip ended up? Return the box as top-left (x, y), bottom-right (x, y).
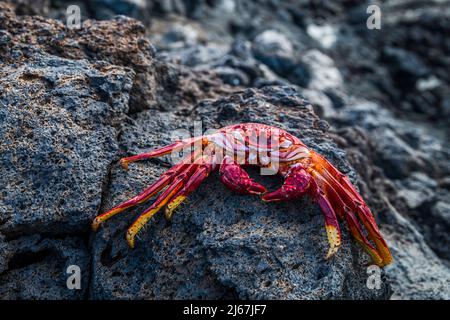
top-left (325, 246), bottom-right (339, 260)
top-left (164, 196), bottom-right (186, 221)
top-left (120, 159), bottom-right (129, 170)
top-left (126, 231), bottom-right (135, 248)
top-left (359, 243), bottom-right (384, 266)
top-left (92, 218), bottom-right (102, 232)
top-left (371, 253), bottom-right (388, 267)
top-left (325, 225), bottom-right (341, 259)
top-left (164, 208), bottom-right (174, 222)
top-left (91, 217), bottom-right (105, 232)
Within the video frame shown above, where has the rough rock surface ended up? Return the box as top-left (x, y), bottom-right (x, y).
top-left (0, 234), bottom-right (89, 299)
top-left (0, 41), bottom-right (132, 236)
top-left (1, 0), bottom-right (449, 299)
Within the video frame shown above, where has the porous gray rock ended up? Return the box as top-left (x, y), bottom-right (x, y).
top-left (0, 2), bottom-right (136, 299)
top-left (0, 46), bottom-right (133, 237)
top-left (0, 235), bottom-right (89, 299)
top-left (252, 30), bottom-right (295, 75)
top-left (0, 3), bottom-right (158, 114)
top-left (0, 2), bottom-right (228, 238)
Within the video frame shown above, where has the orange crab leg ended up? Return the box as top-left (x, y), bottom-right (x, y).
top-left (309, 169), bottom-right (383, 265)
top-left (310, 150), bottom-right (364, 202)
top-left (309, 179), bottom-right (342, 259)
top-left (92, 162), bottom-right (188, 231)
top-left (354, 205), bottom-right (392, 266)
top-left (324, 174), bottom-right (391, 265)
top-left (120, 136), bottom-right (206, 169)
top-left (344, 208), bottom-right (384, 265)
top-left (164, 167), bottom-right (210, 221)
top-left (312, 161), bottom-right (392, 266)
top-left (92, 173), bottom-right (171, 232)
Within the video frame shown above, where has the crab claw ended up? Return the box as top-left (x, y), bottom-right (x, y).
top-left (219, 156), bottom-right (267, 195)
top-left (262, 165), bottom-right (310, 202)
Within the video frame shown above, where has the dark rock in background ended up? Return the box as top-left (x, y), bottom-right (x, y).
top-left (0, 0), bottom-right (449, 299)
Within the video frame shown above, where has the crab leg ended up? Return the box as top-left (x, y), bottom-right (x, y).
top-left (308, 179), bottom-right (342, 259)
top-left (323, 173), bottom-right (391, 265)
top-left (92, 150), bottom-right (201, 231)
top-left (310, 151), bottom-right (364, 202)
top-left (164, 155), bottom-right (216, 221)
top-left (120, 136), bottom-right (206, 169)
top-left (126, 160), bottom-right (209, 248)
top-left (310, 150), bottom-right (390, 263)
top-left (312, 162), bottom-right (392, 266)
top-left (309, 169), bottom-right (383, 265)
top-left (92, 172), bottom-right (172, 232)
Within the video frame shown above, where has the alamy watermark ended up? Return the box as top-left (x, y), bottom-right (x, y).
top-left (66, 5), bottom-right (81, 30)
top-left (367, 4), bottom-right (381, 30)
top-left (66, 264), bottom-right (81, 290)
top-left (366, 265), bottom-right (382, 290)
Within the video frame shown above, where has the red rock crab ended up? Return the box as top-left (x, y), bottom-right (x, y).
top-left (92, 123), bottom-right (393, 267)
